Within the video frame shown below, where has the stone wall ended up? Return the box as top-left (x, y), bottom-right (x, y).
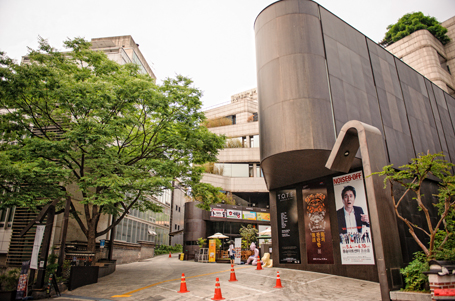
top-left (112, 240), bottom-right (155, 265)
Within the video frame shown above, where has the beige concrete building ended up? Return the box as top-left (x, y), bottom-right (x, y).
top-left (386, 16), bottom-right (455, 96)
top-left (202, 88), bottom-right (267, 195)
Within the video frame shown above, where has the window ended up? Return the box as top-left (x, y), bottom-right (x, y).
top-left (225, 115), bottom-right (236, 125)
top-left (249, 164), bottom-right (254, 177)
top-left (250, 135), bottom-right (259, 148)
top-left (439, 53), bottom-right (451, 74)
top-left (256, 164), bottom-right (264, 177)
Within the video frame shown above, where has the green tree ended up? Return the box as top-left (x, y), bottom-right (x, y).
top-left (0, 37), bottom-right (225, 252)
top-left (239, 224), bottom-right (258, 249)
top-left (372, 152), bottom-right (455, 259)
top-left (380, 12), bottom-right (450, 47)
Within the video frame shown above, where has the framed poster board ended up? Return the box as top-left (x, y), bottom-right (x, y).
top-left (276, 189), bottom-right (301, 264)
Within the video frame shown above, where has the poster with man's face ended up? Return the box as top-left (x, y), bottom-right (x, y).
top-left (333, 171), bottom-right (375, 265)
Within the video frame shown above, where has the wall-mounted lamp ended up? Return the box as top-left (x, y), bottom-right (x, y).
top-left (344, 150), bottom-right (350, 157)
top-left (252, 203), bottom-right (256, 207)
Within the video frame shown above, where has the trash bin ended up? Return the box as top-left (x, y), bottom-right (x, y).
top-left (180, 253), bottom-right (184, 261)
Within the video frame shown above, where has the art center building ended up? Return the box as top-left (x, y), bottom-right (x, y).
top-left (254, 0), bottom-right (455, 292)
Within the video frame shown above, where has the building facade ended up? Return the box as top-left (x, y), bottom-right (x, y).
top-left (254, 0), bottom-right (455, 290)
top-left (386, 16), bottom-right (455, 96)
top-left (184, 88), bottom-right (271, 257)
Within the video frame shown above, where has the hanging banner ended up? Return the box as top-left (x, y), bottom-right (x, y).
top-left (211, 208), bottom-right (226, 218)
top-left (242, 211), bottom-right (257, 220)
top-left (302, 181), bottom-right (334, 264)
top-left (30, 225), bottom-right (45, 269)
top-left (333, 171), bottom-right (375, 265)
top-left (208, 239), bottom-right (216, 263)
top-left (234, 238), bottom-right (242, 264)
top-left (226, 209), bottom-right (242, 219)
top-left (276, 189), bottom-right (301, 264)
top-left (257, 212), bottom-right (270, 221)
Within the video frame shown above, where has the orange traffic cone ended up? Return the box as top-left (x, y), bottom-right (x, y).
top-left (211, 277), bottom-right (225, 300)
top-left (274, 271), bottom-right (283, 288)
top-left (169, 252), bottom-right (172, 258)
top-left (228, 264), bottom-right (237, 282)
top-left (256, 256), bottom-right (262, 270)
top-left (178, 273), bottom-right (190, 293)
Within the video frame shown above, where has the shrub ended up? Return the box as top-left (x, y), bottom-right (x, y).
top-left (204, 117), bottom-right (233, 128)
top-left (380, 12), bottom-right (450, 46)
top-left (401, 252), bottom-right (429, 292)
top-left (225, 138), bottom-right (243, 148)
top-left (154, 244), bottom-right (183, 255)
top-left (0, 268), bottom-right (19, 291)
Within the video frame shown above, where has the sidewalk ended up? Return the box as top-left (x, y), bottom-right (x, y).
top-left (49, 255), bottom-right (382, 300)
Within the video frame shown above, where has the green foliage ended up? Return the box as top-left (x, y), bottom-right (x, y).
top-left (45, 253), bottom-right (59, 283)
top-left (214, 238), bottom-right (222, 250)
top-left (400, 252), bottom-right (429, 292)
top-left (239, 224), bottom-right (258, 248)
top-left (197, 237), bottom-right (207, 248)
top-left (432, 229), bottom-right (455, 261)
top-left (0, 37), bottom-right (225, 251)
top-left (380, 12), bottom-right (450, 46)
top-left (372, 152), bottom-right (455, 260)
top-left (154, 244), bottom-right (183, 255)
top-left (0, 268), bottom-right (19, 291)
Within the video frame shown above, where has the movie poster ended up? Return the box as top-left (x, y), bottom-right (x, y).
top-left (333, 171), bottom-right (375, 265)
top-left (276, 189), bottom-right (301, 264)
top-left (302, 181), bottom-right (334, 264)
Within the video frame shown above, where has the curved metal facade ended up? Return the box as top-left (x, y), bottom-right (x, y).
top-left (255, 0), bottom-right (455, 190)
top-left (255, 0), bottom-right (455, 286)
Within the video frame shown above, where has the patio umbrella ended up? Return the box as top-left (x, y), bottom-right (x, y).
top-left (208, 232), bottom-right (229, 239)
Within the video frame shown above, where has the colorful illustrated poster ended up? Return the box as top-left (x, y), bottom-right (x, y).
top-left (211, 208), bottom-right (226, 218)
top-left (333, 171), bottom-right (375, 265)
top-left (257, 212), bottom-right (270, 221)
top-left (302, 181), bottom-right (334, 264)
top-left (234, 238), bottom-right (242, 264)
top-left (276, 189), bottom-right (301, 264)
top-left (226, 209), bottom-right (242, 219)
top-left (209, 239), bottom-right (216, 262)
top-left (243, 211), bottom-right (257, 220)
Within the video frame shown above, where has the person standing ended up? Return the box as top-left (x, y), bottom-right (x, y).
top-left (228, 241), bottom-right (235, 265)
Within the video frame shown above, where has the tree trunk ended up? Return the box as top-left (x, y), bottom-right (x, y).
top-left (87, 227), bottom-right (97, 253)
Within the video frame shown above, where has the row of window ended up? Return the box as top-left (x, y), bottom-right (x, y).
top-left (115, 217), bottom-right (170, 246)
top-left (213, 163), bottom-right (263, 178)
top-left (226, 135), bottom-right (260, 148)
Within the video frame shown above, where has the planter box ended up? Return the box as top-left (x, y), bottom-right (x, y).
top-left (68, 266), bottom-right (99, 291)
top-left (424, 261), bottom-right (455, 301)
top-left (0, 290), bottom-right (16, 301)
top-left (390, 291), bottom-right (431, 301)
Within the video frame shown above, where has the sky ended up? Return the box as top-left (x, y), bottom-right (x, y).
top-left (1, 0), bottom-right (454, 109)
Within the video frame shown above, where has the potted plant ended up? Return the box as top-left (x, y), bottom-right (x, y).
top-left (0, 268), bottom-right (19, 301)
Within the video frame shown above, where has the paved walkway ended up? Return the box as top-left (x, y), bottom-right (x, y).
top-left (52, 254), bottom-right (382, 301)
